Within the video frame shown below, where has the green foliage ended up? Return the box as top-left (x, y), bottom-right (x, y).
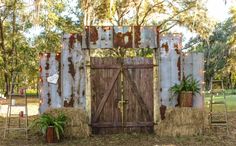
top-left (185, 12), bottom-right (236, 89)
top-left (170, 75), bottom-right (200, 96)
top-left (30, 113), bottom-right (67, 140)
top-left (26, 89), bottom-right (37, 96)
top-left (81, 0), bottom-right (215, 38)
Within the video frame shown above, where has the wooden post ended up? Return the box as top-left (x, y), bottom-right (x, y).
top-left (153, 48), bottom-right (160, 123)
top-left (85, 49), bottom-right (91, 124)
top-left (154, 28), bottom-right (160, 123)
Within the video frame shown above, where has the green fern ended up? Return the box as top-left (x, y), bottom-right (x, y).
top-left (170, 75), bottom-right (200, 95)
top-left (30, 112), bottom-right (67, 140)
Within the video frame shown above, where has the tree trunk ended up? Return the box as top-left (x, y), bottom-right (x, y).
top-left (0, 20), bottom-right (9, 96)
top-left (205, 41), bottom-right (212, 90)
top-left (229, 72), bottom-right (232, 89)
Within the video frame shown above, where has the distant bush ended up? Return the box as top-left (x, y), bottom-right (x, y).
top-left (26, 89), bottom-right (38, 96)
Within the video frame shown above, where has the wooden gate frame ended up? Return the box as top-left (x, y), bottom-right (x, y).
top-left (85, 50), bottom-right (160, 125)
top-left (79, 26), bottom-right (161, 124)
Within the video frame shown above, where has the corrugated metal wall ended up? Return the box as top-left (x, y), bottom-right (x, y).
top-left (39, 53), bottom-right (61, 112)
top-left (82, 26), bottom-right (158, 49)
top-left (159, 34), bottom-right (182, 107)
top-left (39, 28), bottom-right (204, 113)
top-left (182, 53), bottom-right (204, 108)
top-left (61, 34), bottom-right (86, 109)
top-left (159, 34), bottom-right (204, 108)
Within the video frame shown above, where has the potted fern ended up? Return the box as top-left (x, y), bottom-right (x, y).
top-left (170, 75), bottom-right (200, 107)
top-left (31, 113), bottom-right (67, 143)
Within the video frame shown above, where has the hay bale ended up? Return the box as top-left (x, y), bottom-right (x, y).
top-left (155, 107), bottom-right (208, 137)
top-left (64, 126), bottom-right (91, 138)
top-left (45, 107), bottom-right (90, 138)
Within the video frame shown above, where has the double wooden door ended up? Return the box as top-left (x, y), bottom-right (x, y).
top-left (91, 57), bottom-right (153, 134)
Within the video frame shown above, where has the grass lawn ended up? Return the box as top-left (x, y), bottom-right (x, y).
top-left (205, 90), bottom-right (236, 111)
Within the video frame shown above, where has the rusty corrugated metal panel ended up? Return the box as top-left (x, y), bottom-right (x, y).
top-left (113, 26), bottom-right (133, 48)
top-left (183, 53), bottom-right (204, 108)
top-left (81, 26), bottom-right (159, 49)
top-left (62, 34), bottom-right (86, 108)
top-left (100, 26), bottom-right (113, 48)
top-left (39, 53), bottom-right (61, 113)
top-left (159, 34), bottom-right (182, 107)
top-left (159, 33), bottom-right (204, 108)
top-left (134, 26), bottom-right (158, 48)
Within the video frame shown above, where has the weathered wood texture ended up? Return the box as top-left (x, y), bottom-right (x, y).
top-left (82, 26), bottom-right (158, 49)
top-left (91, 57), bottom-right (153, 134)
top-left (61, 34), bottom-right (86, 109)
top-left (39, 53), bottom-right (61, 113)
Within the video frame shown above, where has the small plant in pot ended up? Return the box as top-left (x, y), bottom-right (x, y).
top-left (31, 112), bottom-right (67, 143)
top-left (170, 75), bottom-right (200, 107)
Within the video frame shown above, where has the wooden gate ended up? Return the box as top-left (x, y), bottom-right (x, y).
top-left (91, 57), bottom-right (153, 134)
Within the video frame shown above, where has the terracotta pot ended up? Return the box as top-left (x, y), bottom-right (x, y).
top-left (46, 126), bottom-right (57, 143)
top-left (179, 91), bottom-right (193, 107)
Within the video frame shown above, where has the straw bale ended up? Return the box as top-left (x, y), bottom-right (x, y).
top-left (155, 107), bottom-right (208, 136)
top-left (45, 107), bottom-right (90, 138)
top-left (64, 126), bottom-right (91, 138)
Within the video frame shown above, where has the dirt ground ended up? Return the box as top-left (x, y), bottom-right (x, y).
top-left (0, 111), bottom-right (235, 146)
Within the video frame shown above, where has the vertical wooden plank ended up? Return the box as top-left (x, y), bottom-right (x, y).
top-left (153, 48), bottom-right (159, 123)
top-left (85, 50), bottom-right (91, 124)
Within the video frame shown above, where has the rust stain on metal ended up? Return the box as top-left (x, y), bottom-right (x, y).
top-left (124, 30), bottom-right (133, 48)
top-left (134, 26), bottom-right (141, 48)
top-left (69, 34), bottom-right (75, 49)
top-left (89, 26), bottom-right (99, 44)
top-left (39, 66), bottom-right (42, 73)
top-left (64, 98), bottom-right (74, 107)
top-left (113, 27), bottom-right (133, 48)
top-left (161, 42), bottom-right (169, 53)
top-left (76, 34), bottom-right (82, 43)
top-left (68, 57), bottom-right (75, 80)
top-left (177, 56), bottom-right (181, 81)
top-left (47, 93), bottom-right (51, 106)
top-left (45, 63), bottom-right (49, 70)
top-left (56, 53), bottom-right (61, 61)
top-left (113, 31), bottom-right (122, 48)
top-left (174, 43), bottom-right (181, 54)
